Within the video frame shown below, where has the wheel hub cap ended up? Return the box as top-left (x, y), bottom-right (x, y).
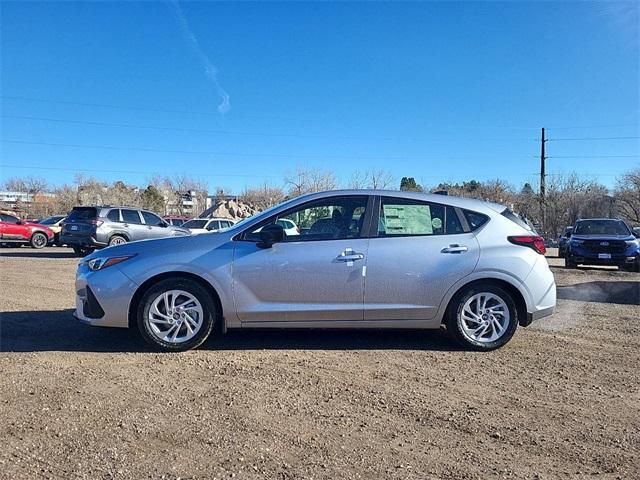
top-left (147, 290), bottom-right (204, 344)
top-left (459, 292), bottom-right (510, 344)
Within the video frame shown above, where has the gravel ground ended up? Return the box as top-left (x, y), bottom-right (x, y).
top-left (1, 247), bottom-right (639, 480)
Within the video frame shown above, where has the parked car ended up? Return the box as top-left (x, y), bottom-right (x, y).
top-left (73, 190), bottom-right (556, 352)
top-left (633, 226), bottom-right (640, 238)
top-left (0, 213), bottom-right (54, 249)
top-left (182, 217), bottom-right (235, 235)
top-left (558, 226), bottom-right (573, 258)
top-left (163, 216), bottom-right (190, 227)
top-left (37, 214), bottom-right (67, 245)
top-left (60, 206), bottom-right (190, 256)
top-left (565, 218), bottom-right (640, 271)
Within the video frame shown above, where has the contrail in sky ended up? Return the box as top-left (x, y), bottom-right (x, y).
top-left (169, 0), bottom-right (230, 113)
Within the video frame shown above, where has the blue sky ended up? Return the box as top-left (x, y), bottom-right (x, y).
top-left (1, 1), bottom-right (638, 192)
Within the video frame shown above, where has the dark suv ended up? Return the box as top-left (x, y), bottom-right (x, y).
top-left (60, 206), bottom-right (190, 256)
top-left (565, 218), bottom-right (640, 271)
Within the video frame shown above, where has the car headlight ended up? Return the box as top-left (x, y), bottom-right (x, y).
top-left (625, 240), bottom-right (639, 248)
top-left (86, 255), bottom-right (136, 271)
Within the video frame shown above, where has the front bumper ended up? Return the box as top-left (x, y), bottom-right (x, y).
top-left (74, 263), bottom-right (138, 328)
top-left (568, 249), bottom-right (638, 266)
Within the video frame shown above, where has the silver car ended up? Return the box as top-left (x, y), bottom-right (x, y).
top-left (73, 190), bottom-right (556, 351)
top-left (61, 206), bottom-right (190, 256)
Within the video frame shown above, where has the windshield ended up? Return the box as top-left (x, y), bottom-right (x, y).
top-left (39, 215), bottom-right (64, 225)
top-left (574, 220), bottom-right (630, 236)
top-left (183, 219), bottom-right (208, 229)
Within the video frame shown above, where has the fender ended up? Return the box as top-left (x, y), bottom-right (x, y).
top-left (434, 269), bottom-right (532, 323)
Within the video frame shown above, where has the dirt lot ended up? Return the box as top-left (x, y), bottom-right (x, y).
top-left (1, 247), bottom-right (638, 480)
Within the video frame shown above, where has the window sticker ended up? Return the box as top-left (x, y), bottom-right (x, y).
top-left (382, 204), bottom-right (432, 235)
top-left (431, 217), bottom-right (443, 229)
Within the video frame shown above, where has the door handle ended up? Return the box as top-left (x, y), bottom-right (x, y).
top-left (336, 248), bottom-right (365, 262)
top-left (441, 244), bottom-right (468, 254)
top-left (147, 226), bottom-right (153, 230)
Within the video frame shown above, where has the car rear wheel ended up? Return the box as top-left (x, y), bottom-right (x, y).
top-left (30, 232), bottom-right (48, 249)
top-left (137, 278), bottom-right (216, 352)
top-left (446, 284), bottom-right (518, 351)
top-left (108, 235), bottom-right (127, 246)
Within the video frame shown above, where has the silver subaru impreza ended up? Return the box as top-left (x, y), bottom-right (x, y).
top-left (74, 190), bottom-right (555, 351)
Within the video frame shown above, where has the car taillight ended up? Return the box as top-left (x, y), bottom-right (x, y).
top-left (508, 235), bottom-right (546, 255)
top-left (90, 219), bottom-right (104, 227)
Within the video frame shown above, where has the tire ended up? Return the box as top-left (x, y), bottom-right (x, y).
top-left (30, 232), bottom-right (48, 249)
top-left (53, 233), bottom-right (61, 246)
top-left (137, 278), bottom-right (216, 352)
top-left (108, 235), bottom-right (127, 247)
top-left (73, 246), bottom-right (94, 257)
top-left (446, 283), bottom-right (519, 351)
top-left (565, 256), bottom-right (577, 269)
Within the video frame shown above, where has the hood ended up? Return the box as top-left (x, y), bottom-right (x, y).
top-left (84, 231), bottom-right (229, 260)
top-left (571, 234), bottom-right (635, 242)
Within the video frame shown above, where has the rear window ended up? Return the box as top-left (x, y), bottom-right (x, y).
top-left (66, 207), bottom-right (97, 222)
top-left (464, 209), bottom-right (490, 231)
top-left (500, 209), bottom-right (532, 232)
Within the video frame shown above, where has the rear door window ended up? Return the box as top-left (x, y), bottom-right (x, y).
top-left (1, 214), bottom-right (19, 224)
top-left (377, 197), bottom-right (464, 236)
top-left (121, 209), bottom-right (143, 224)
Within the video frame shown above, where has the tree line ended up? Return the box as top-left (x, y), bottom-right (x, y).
top-left (2, 167), bottom-right (639, 237)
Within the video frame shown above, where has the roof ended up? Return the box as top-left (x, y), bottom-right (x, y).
top-left (289, 189), bottom-right (507, 215)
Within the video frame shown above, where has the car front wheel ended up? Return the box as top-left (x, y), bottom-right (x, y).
top-left (30, 232), bottom-right (48, 249)
top-left (446, 284), bottom-right (518, 351)
top-left (137, 278), bottom-right (216, 352)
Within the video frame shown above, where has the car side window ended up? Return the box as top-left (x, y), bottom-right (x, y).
top-left (121, 209), bottom-right (142, 224)
top-left (141, 211), bottom-right (163, 226)
top-left (207, 220), bottom-right (220, 230)
top-left (378, 198), bottom-right (451, 236)
top-left (463, 209), bottom-right (489, 231)
top-left (1, 214), bottom-right (19, 224)
top-left (106, 209), bottom-right (121, 222)
top-left (244, 196), bottom-right (368, 242)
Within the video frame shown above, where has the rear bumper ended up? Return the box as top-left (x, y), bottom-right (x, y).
top-left (524, 305), bottom-right (554, 326)
top-left (60, 234), bottom-right (107, 248)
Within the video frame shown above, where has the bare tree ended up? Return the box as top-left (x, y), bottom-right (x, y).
top-left (284, 166), bottom-right (338, 197)
top-left (240, 183), bottom-right (285, 210)
top-left (614, 168), bottom-right (640, 224)
top-left (2, 176), bottom-right (48, 194)
top-left (349, 169), bottom-right (395, 189)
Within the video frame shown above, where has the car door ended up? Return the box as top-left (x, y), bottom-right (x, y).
top-left (120, 209), bottom-right (149, 241)
top-left (232, 195), bottom-right (373, 324)
top-left (363, 196), bottom-right (480, 321)
top-left (141, 211), bottom-right (170, 239)
top-left (0, 214), bottom-right (23, 240)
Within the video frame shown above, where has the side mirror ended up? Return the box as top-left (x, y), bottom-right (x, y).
top-left (16, 220), bottom-right (22, 225)
top-left (258, 223), bottom-right (284, 248)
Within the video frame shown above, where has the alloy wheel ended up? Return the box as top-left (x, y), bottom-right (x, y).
top-left (146, 290), bottom-right (204, 344)
top-left (459, 292), bottom-right (510, 343)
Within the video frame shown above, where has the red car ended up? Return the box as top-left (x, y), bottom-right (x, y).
top-left (0, 213), bottom-right (54, 249)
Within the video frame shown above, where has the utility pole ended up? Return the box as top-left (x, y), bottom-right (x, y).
top-left (540, 127), bottom-right (546, 234)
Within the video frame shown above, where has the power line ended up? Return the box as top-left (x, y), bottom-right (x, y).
top-left (547, 136), bottom-right (640, 141)
top-left (0, 114), bottom-right (536, 142)
top-left (546, 155), bottom-right (639, 159)
top-left (0, 163), bottom-right (281, 179)
top-left (2, 139), bottom-right (534, 161)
